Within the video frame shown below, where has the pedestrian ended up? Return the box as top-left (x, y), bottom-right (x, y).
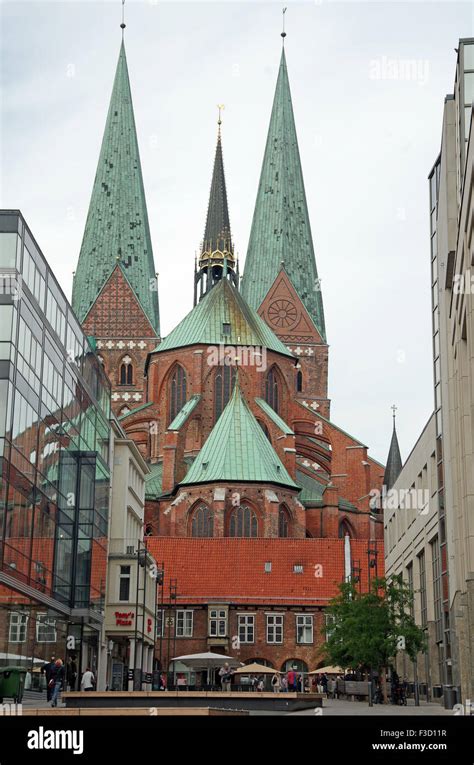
top-left (321, 673), bottom-right (328, 694)
top-left (287, 668), bottom-right (296, 691)
top-left (296, 673), bottom-right (303, 693)
top-left (257, 675), bottom-right (265, 692)
top-left (80, 667), bottom-right (95, 692)
top-left (218, 662), bottom-right (233, 692)
top-left (250, 674), bottom-right (257, 691)
top-left (41, 656), bottom-right (56, 702)
top-left (271, 672), bottom-right (280, 693)
top-left (50, 659), bottom-right (65, 707)
top-left (67, 656), bottom-right (77, 691)
top-left (280, 675), bottom-right (288, 692)
top-left (159, 672), bottom-right (167, 691)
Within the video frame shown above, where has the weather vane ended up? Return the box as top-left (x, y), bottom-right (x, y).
top-left (217, 104), bottom-right (225, 126)
top-left (281, 7), bottom-right (287, 41)
top-left (391, 404), bottom-right (398, 421)
top-left (121, 0), bottom-right (126, 36)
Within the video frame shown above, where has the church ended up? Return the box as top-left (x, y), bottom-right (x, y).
top-left (71, 28), bottom-right (388, 674)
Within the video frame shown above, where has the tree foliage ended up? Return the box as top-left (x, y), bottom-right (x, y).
top-left (323, 575), bottom-right (426, 673)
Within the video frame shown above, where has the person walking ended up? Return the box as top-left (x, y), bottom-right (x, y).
top-left (257, 675), bottom-right (265, 692)
top-left (280, 675), bottom-right (288, 692)
top-left (51, 659), bottom-right (65, 707)
top-left (67, 657), bottom-right (77, 691)
top-left (287, 668), bottom-right (296, 691)
top-left (80, 667), bottom-right (95, 692)
top-left (218, 662), bottom-right (233, 692)
top-left (271, 672), bottom-right (280, 693)
top-left (41, 656), bottom-right (56, 702)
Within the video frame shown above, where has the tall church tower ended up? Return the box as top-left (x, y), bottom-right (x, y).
top-left (72, 33), bottom-right (160, 418)
top-left (242, 39), bottom-right (329, 417)
top-left (194, 114), bottom-right (238, 305)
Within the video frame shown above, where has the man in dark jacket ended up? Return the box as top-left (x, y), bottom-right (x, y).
top-left (41, 656), bottom-right (55, 702)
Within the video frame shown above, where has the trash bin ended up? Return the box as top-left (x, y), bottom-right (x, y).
top-left (443, 685), bottom-right (456, 710)
top-left (432, 684), bottom-right (443, 699)
top-left (0, 666), bottom-right (27, 703)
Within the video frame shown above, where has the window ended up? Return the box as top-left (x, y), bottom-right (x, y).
top-left (431, 537), bottom-right (442, 642)
top-left (36, 613), bottom-right (57, 643)
top-left (296, 370), bottom-right (303, 392)
top-left (238, 614), bottom-right (255, 644)
top-left (266, 614), bottom-right (283, 644)
top-left (265, 367), bottom-right (279, 413)
top-left (338, 520), bottom-right (352, 538)
top-left (9, 612), bottom-right (28, 643)
top-left (119, 360), bottom-right (133, 386)
top-left (214, 365), bottom-right (237, 421)
top-left (278, 506), bottom-right (289, 537)
top-left (296, 614), bottom-right (313, 644)
top-left (191, 504), bottom-right (214, 537)
top-left (325, 613), bottom-right (335, 642)
top-left (406, 563), bottom-right (414, 617)
top-left (169, 365), bottom-right (186, 424)
top-left (176, 610), bottom-right (193, 637)
top-left (0, 232), bottom-right (20, 268)
top-left (209, 608), bottom-right (227, 637)
top-left (155, 610), bottom-right (165, 638)
top-left (418, 550), bottom-right (427, 627)
top-left (119, 565), bottom-right (131, 601)
top-left (229, 505), bottom-right (258, 538)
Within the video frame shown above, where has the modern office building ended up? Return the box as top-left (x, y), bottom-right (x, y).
top-left (0, 210), bottom-right (112, 686)
top-left (385, 38), bottom-right (474, 704)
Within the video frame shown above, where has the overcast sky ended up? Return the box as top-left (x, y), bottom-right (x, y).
top-left (1, 0), bottom-right (472, 464)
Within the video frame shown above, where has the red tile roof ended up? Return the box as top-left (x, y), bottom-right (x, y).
top-left (146, 538), bottom-right (381, 605)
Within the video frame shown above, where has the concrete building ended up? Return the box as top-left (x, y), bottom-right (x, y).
top-left (104, 423), bottom-right (156, 691)
top-left (384, 414), bottom-right (441, 698)
top-left (385, 38), bottom-right (474, 704)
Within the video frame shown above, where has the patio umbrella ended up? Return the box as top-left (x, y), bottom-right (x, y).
top-left (170, 652), bottom-right (240, 684)
top-left (234, 662), bottom-right (281, 675)
top-left (308, 665), bottom-right (343, 675)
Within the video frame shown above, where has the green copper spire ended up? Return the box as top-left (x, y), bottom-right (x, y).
top-left (180, 377), bottom-right (297, 488)
top-left (242, 48), bottom-right (325, 341)
top-left (72, 40), bottom-right (159, 334)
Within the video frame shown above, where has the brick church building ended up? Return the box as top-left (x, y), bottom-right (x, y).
top-left (72, 31), bottom-right (386, 678)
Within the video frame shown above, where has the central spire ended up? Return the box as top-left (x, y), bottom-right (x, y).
top-left (194, 111), bottom-right (238, 305)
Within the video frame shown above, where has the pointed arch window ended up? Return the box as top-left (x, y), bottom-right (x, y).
top-left (229, 505), bottom-right (258, 538)
top-left (265, 367), bottom-right (279, 414)
top-left (279, 506), bottom-right (289, 538)
top-left (169, 365), bottom-right (187, 424)
top-left (339, 520), bottom-right (353, 538)
top-left (119, 356), bottom-right (133, 386)
top-left (214, 364), bottom-right (237, 421)
top-left (191, 504), bottom-right (214, 537)
top-left (296, 370), bottom-right (303, 392)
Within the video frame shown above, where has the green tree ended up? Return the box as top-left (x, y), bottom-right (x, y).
top-left (323, 575), bottom-right (426, 702)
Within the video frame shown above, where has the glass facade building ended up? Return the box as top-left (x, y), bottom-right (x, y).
top-left (0, 210), bottom-right (111, 682)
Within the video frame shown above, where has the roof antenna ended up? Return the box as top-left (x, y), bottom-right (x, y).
top-left (281, 7), bottom-right (287, 44)
top-left (120, 0), bottom-right (126, 38)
